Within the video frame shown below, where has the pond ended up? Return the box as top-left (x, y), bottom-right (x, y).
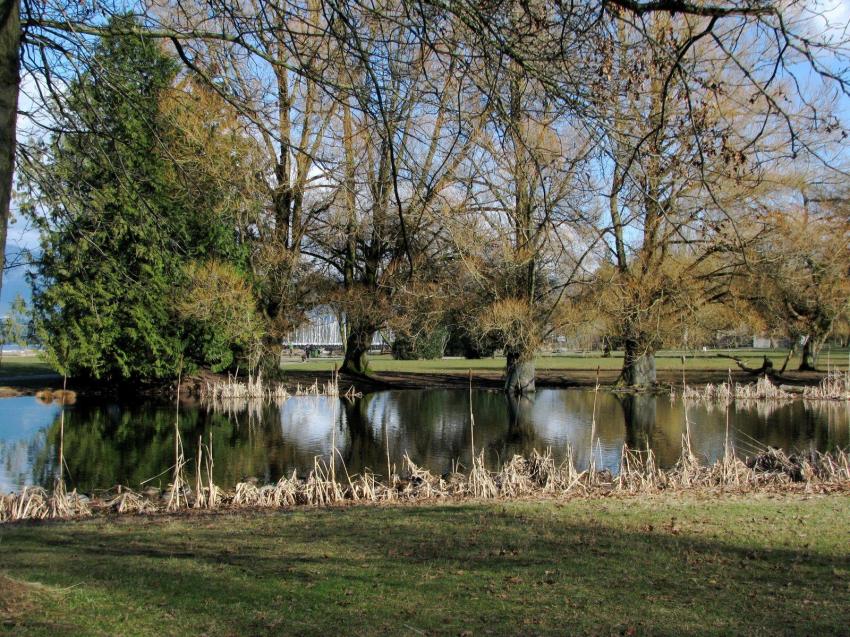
top-left (1, 389), bottom-right (848, 493)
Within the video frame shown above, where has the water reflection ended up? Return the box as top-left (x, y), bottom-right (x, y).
top-left (0, 389), bottom-right (847, 493)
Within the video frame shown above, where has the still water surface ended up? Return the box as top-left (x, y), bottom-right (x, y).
top-left (1, 389), bottom-right (848, 493)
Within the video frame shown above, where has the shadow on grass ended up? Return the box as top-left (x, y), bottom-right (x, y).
top-left (1, 499), bottom-right (848, 636)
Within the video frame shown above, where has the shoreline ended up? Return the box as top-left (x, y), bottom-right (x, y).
top-left (4, 446), bottom-right (848, 524)
top-left (0, 365), bottom-right (835, 400)
top-left (4, 483), bottom-right (849, 529)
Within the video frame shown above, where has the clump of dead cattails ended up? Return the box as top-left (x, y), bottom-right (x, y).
top-left (617, 446), bottom-right (663, 493)
top-left (684, 372), bottom-right (850, 403)
top-left (466, 451), bottom-right (500, 498)
top-left (201, 372), bottom-right (289, 401)
top-left (3, 443), bottom-right (849, 523)
top-left (106, 489), bottom-right (157, 515)
top-left (397, 453), bottom-right (447, 499)
top-left (683, 376), bottom-right (791, 402)
top-left (201, 369), bottom-right (359, 402)
top-left (0, 484), bottom-right (90, 522)
top-left (803, 370), bottom-right (850, 401)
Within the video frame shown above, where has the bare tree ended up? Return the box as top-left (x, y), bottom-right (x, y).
top-left (747, 183), bottom-right (850, 371)
top-left (592, 11), bottom-right (838, 386)
top-left (303, 4), bottom-right (484, 375)
top-left (449, 62), bottom-right (599, 394)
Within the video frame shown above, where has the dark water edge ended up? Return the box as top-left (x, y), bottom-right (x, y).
top-left (1, 389), bottom-right (848, 493)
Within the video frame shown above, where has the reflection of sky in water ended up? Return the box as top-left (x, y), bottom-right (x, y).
top-left (527, 391), bottom-right (624, 470)
top-left (1, 391), bottom-right (848, 492)
top-left (279, 396), bottom-right (348, 460)
top-left (0, 397), bottom-right (61, 492)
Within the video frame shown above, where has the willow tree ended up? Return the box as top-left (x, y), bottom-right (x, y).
top-left (748, 186), bottom-right (850, 371)
top-left (304, 5), bottom-right (484, 376)
top-left (594, 13), bottom-right (819, 387)
top-left (451, 66), bottom-right (599, 394)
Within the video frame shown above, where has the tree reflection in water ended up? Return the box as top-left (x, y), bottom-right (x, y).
top-left (0, 390), bottom-right (847, 492)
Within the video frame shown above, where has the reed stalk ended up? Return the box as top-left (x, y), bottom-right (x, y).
top-left (167, 367), bottom-right (187, 511)
top-left (4, 441), bottom-right (850, 523)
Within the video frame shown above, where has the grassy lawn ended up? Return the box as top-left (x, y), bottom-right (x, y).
top-left (0, 355), bottom-right (56, 378)
top-left (2, 494), bottom-right (848, 636)
top-left (282, 349), bottom-right (850, 374)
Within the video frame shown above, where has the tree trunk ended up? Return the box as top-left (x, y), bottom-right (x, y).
top-left (620, 393), bottom-right (657, 450)
top-left (622, 339), bottom-right (656, 388)
top-left (798, 336), bottom-right (817, 372)
top-left (342, 324), bottom-right (373, 375)
top-left (505, 347), bottom-right (535, 395)
top-left (505, 392), bottom-right (535, 445)
top-left (0, 0), bottom-right (20, 299)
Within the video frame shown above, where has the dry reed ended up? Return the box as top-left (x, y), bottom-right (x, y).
top-left (4, 444), bottom-right (849, 523)
top-left (201, 372), bottom-right (357, 404)
top-left (803, 370), bottom-right (850, 401)
top-left (682, 376), bottom-right (792, 402)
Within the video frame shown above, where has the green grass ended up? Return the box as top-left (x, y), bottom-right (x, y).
top-left (283, 348), bottom-right (850, 374)
top-left (2, 494), bottom-right (849, 636)
top-left (0, 355), bottom-right (56, 378)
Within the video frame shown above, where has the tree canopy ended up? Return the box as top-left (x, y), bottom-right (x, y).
top-left (24, 17), bottom-right (253, 380)
top-left (7, 1), bottom-right (850, 388)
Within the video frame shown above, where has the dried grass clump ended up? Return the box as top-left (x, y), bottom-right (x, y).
top-left (302, 458), bottom-right (345, 505)
top-left (527, 449), bottom-right (567, 492)
top-left (5, 487), bottom-right (49, 520)
top-left (253, 473), bottom-right (300, 507)
top-left (466, 451), bottom-right (499, 498)
top-left (739, 377), bottom-right (792, 400)
top-left (683, 382), bottom-right (733, 402)
top-left (0, 483), bottom-right (91, 521)
top-left (203, 372), bottom-right (292, 401)
top-left (201, 372), bottom-right (350, 404)
top-left (399, 454), bottom-right (448, 498)
top-left (496, 455), bottom-right (536, 497)
top-left (104, 490), bottom-right (158, 515)
top-left (4, 444), bottom-right (850, 523)
top-left (683, 377), bottom-right (791, 403)
top-left (803, 370), bottom-right (850, 401)
top-left (617, 446), bottom-right (663, 493)
top-left (349, 471), bottom-right (392, 502)
top-left (48, 481), bottom-right (90, 519)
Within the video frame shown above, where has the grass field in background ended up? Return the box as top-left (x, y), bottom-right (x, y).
top-left (281, 348), bottom-right (850, 374)
top-left (2, 494), bottom-right (848, 636)
top-left (1, 349), bottom-right (847, 381)
top-left (0, 355), bottom-right (56, 378)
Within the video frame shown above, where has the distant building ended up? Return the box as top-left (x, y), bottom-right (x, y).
top-left (752, 336), bottom-right (792, 349)
top-left (284, 308), bottom-right (389, 349)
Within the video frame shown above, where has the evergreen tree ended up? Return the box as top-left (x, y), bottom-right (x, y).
top-left (25, 17), bottom-right (250, 381)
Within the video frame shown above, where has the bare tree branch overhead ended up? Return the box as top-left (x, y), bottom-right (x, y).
top-left (3, 0), bottom-right (848, 388)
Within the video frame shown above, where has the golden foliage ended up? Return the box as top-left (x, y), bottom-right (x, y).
top-left (176, 260), bottom-right (262, 347)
